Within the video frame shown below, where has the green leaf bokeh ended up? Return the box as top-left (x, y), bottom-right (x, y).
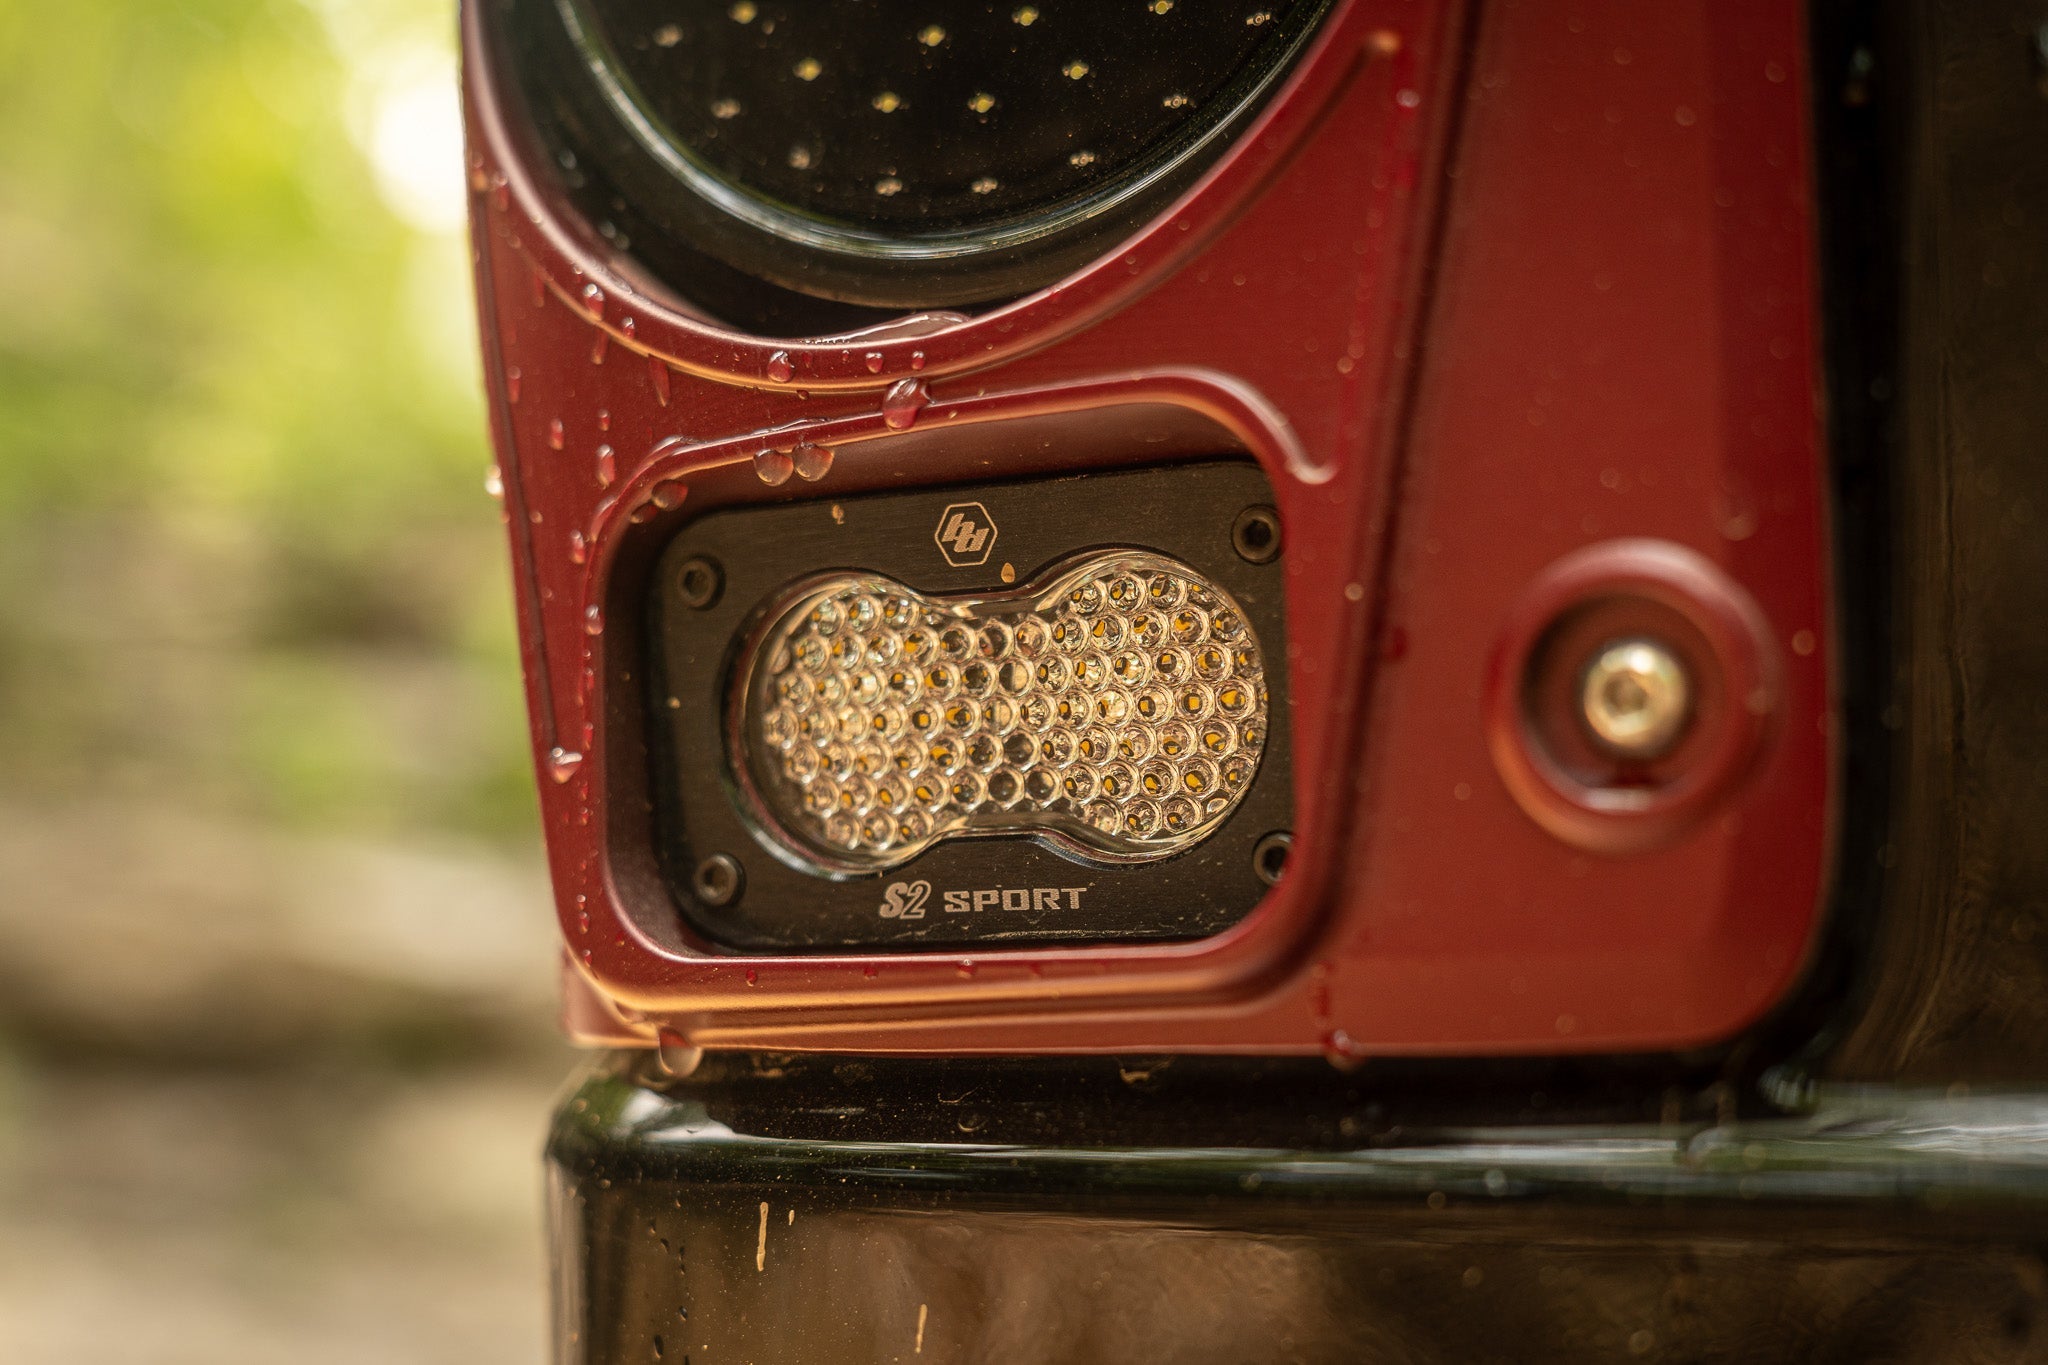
top-left (0, 0), bottom-right (534, 842)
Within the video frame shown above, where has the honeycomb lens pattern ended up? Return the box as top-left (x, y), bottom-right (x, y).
top-left (737, 551), bottom-right (1268, 871)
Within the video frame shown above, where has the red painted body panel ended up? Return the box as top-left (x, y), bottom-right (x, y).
top-left (464, 0), bottom-right (1832, 1056)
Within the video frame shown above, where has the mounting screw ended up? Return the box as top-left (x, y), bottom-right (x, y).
top-left (692, 853), bottom-right (744, 907)
top-left (677, 556), bottom-right (723, 610)
top-left (1252, 831), bottom-right (1293, 887)
top-left (1231, 505), bottom-right (1282, 564)
top-left (1579, 638), bottom-right (1691, 759)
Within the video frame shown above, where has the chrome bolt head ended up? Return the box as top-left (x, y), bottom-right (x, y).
top-left (1579, 638), bottom-right (1691, 759)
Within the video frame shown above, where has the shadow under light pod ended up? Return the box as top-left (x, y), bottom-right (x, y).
top-left (736, 550), bottom-right (1270, 875)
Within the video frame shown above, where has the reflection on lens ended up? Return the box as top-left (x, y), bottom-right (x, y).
top-left (737, 551), bottom-right (1267, 871)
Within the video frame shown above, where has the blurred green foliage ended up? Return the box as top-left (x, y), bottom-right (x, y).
top-left (0, 0), bottom-right (536, 842)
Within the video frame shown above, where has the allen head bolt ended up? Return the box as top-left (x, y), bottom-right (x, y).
top-left (1579, 638), bottom-right (1691, 759)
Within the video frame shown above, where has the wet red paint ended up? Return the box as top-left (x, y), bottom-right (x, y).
top-left (468, 0), bottom-right (1832, 1057)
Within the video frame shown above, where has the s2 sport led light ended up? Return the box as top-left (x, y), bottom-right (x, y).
top-left (646, 462), bottom-right (1294, 951)
top-left (735, 551), bottom-right (1269, 874)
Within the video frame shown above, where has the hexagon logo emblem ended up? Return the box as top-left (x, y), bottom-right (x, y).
top-left (933, 502), bottom-right (998, 567)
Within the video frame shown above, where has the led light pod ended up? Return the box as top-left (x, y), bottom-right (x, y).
top-left (646, 461), bottom-right (1294, 951)
top-left (735, 551), bottom-right (1269, 874)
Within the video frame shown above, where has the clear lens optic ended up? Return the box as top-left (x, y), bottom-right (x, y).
top-left (734, 550), bottom-right (1268, 872)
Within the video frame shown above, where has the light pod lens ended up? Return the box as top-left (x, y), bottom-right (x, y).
top-left (736, 551), bottom-right (1269, 873)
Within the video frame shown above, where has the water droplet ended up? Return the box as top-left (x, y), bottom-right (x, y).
top-left (792, 442), bottom-right (834, 481)
top-left (492, 179), bottom-right (510, 213)
top-left (918, 24), bottom-right (946, 46)
top-left (527, 266), bottom-right (545, 307)
top-left (568, 530), bottom-right (588, 564)
top-left (506, 367), bottom-right (522, 403)
top-left (590, 329), bottom-right (609, 365)
top-left (656, 1028), bottom-right (705, 1077)
top-left (651, 479), bottom-right (688, 509)
top-left (597, 409), bottom-right (610, 432)
top-left (548, 747), bottom-right (585, 782)
top-left (1322, 1029), bottom-right (1367, 1071)
top-left (864, 351), bottom-right (885, 373)
top-left (581, 282), bottom-right (605, 318)
top-left (596, 444), bottom-right (616, 487)
top-left (909, 351), bottom-right (927, 371)
top-left (584, 605), bottom-right (604, 636)
top-left (620, 316), bottom-right (636, 342)
top-left (744, 968), bottom-right (759, 985)
top-left (1715, 478), bottom-right (1759, 541)
top-left (766, 350), bottom-right (795, 383)
top-left (753, 449), bottom-right (795, 485)
top-left (881, 378), bottom-right (928, 429)
top-left (548, 418), bottom-right (565, 450)
top-left (648, 355), bottom-right (671, 405)
top-left (484, 465), bottom-right (504, 499)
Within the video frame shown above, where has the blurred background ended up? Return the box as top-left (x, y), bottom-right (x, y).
top-left (0, 1), bottom-right (564, 1359)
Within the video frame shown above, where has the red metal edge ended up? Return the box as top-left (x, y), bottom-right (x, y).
top-left (585, 374), bottom-right (1339, 1015)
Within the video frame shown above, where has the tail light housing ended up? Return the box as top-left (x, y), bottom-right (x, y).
top-left (464, 0), bottom-right (1833, 1058)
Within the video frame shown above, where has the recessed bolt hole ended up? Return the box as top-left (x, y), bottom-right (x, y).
top-left (1232, 505), bottom-right (1282, 564)
top-left (693, 853), bottom-right (744, 907)
top-left (1253, 830), bottom-right (1293, 886)
top-left (678, 557), bottom-right (724, 610)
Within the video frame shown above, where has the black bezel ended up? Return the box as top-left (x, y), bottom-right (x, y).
top-left (646, 461), bottom-right (1294, 951)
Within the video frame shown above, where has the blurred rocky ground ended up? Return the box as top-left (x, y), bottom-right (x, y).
top-left (0, 796), bottom-right (558, 1066)
top-left (0, 2), bottom-right (575, 1358)
top-left (0, 794), bottom-right (568, 1365)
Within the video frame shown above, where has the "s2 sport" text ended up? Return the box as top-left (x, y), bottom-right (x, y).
top-left (878, 880), bottom-right (1089, 919)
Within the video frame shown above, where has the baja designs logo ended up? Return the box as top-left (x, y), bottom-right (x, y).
top-left (933, 502), bottom-right (998, 567)
top-left (878, 880), bottom-right (931, 919)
